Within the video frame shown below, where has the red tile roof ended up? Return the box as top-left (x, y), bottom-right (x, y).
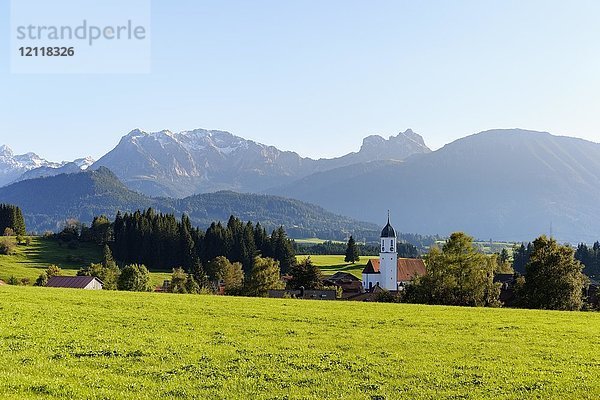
top-left (397, 258), bottom-right (426, 281)
top-left (362, 258), bottom-right (426, 281)
top-left (46, 276), bottom-right (102, 289)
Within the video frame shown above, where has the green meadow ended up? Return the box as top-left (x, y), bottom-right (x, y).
top-left (0, 237), bottom-right (174, 287)
top-left (0, 286), bottom-right (598, 399)
top-left (297, 254), bottom-right (372, 278)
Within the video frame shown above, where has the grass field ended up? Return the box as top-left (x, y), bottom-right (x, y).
top-left (297, 254), bottom-right (374, 278)
top-left (293, 238), bottom-right (345, 245)
top-left (436, 240), bottom-right (517, 256)
top-left (0, 286), bottom-right (598, 399)
top-left (0, 237), bottom-right (174, 287)
top-left (0, 237), bottom-right (102, 283)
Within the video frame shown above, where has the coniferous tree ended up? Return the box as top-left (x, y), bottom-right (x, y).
top-left (102, 244), bottom-right (116, 268)
top-left (0, 204), bottom-right (26, 236)
top-left (288, 257), bottom-right (323, 290)
top-left (512, 243), bottom-right (532, 274)
top-left (180, 215), bottom-right (195, 271)
top-left (344, 235), bottom-right (360, 263)
top-left (270, 227), bottom-right (296, 274)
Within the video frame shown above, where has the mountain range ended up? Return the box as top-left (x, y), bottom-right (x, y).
top-left (0, 145), bottom-right (94, 186)
top-left (2, 127), bottom-right (600, 242)
top-left (90, 128), bottom-right (430, 197)
top-left (268, 129), bottom-right (600, 242)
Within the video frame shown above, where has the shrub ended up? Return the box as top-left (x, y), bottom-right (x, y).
top-left (117, 264), bottom-right (152, 292)
top-left (45, 265), bottom-right (62, 278)
top-left (7, 276), bottom-right (19, 285)
top-left (0, 238), bottom-right (16, 255)
top-left (35, 272), bottom-right (48, 287)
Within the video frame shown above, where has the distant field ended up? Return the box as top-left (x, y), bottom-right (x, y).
top-left (436, 240), bottom-right (517, 255)
top-left (0, 286), bottom-right (598, 399)
top-left (297, 254), bottom-right (374, 278)
top-left (0, 237), bottom-right (175, 287)
top-left (293, 238), bottom-right (345, 244)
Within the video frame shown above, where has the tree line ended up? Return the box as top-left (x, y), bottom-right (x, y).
top-left (514, 240), bottom-right (600, 280)
top-left (396, 233), bottom-right (592, 311)
top-left (42, 209), bottom-right (297, 295)
top-left (0, 204), bottom-right (26, 236)
top-left (294, 239), bottom-right (419, 258)
top-left (108, 209), bottom-right (295, 275)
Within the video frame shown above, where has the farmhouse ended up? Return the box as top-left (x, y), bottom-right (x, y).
top-left (46, 276), bottom-right (103, 290)
top-left (362, 215), bottom-right (426, 291)
top-left (322, 271), bottom-right (363, 298)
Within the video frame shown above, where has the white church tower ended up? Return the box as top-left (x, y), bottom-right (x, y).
top-left (379, 212), bottom-right (398, 290)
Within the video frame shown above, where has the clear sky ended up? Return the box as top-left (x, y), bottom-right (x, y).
top-left (1, 0), bottom-right (600, 162)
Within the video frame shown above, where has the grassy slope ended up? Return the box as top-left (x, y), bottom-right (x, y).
top-left (0, 286), bottom-right (598, 399)
top-left (0, 237), bottom-right (172, 287)
top-left (0, 237), bottom-right (102, 282)
top-left (297, 254), bottom-right (372, 278)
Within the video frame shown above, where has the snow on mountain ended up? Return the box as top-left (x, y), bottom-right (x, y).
top-left (73, 157), bottom-right (95, 170)
top-left (0, 145), bottom-right (63, 187)
top-left (0, 144), bottom-right (96, 185)
top-left (92, 128), bottom-right (431, 197)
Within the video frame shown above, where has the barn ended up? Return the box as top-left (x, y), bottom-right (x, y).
top-left (45, 276), bottom-right (104, 290)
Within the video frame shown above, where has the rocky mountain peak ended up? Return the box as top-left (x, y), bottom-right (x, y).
top-left (0, 145), bottom-right (14, 158)
top-left (358, 129), bottom-right (431, 159)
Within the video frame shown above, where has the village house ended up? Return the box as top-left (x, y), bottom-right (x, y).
top-left (322, 271), bottom-right (363, 298)
top-left (45, 276), bottom-right (104, 290)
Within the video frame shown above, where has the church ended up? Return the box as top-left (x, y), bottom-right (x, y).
top-left (361, 214), bottom-right (426, 291)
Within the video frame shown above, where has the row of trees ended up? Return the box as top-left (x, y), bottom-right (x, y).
top-left (575, 242), bottom-right (600, 278)
top-left (295, 238), bottom-right (419, 258)
top-left (0, 204), bottom-right (26, 236)
top-left (400, 233), bottom-right (589, 311)
top-left (109, 210), bottom-right (295, 275)
top-left (514, 240), bottom-right (599, 280)
top-left (166, 255), bottom-right (285, 296)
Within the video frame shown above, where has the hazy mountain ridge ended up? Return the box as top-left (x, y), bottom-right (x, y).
top-left (0, 167), bottom-right (380, 240)
top-left (268, 129), bottom-right (600, 242)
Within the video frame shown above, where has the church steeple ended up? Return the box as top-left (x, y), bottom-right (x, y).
top-left (379, 212), bottom-right (398, 290)
top-left (381, 210), bottom-right (396, 238)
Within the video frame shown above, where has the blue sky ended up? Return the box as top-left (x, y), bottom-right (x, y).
top-left (1, 0), bottom-right (600, 161)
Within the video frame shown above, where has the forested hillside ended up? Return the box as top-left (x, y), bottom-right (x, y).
top-left (0, 168), bottom-right (380, 241)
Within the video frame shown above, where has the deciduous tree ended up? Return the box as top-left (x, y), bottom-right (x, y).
top-left (521, 236), bottom-right (586, 310)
